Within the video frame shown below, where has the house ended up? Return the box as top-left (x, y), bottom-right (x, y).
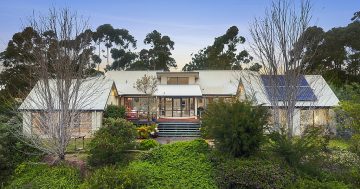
top-left (19, 70), bottom-right (339, 137)
top-left (19, 77), bottom-right (116, 137)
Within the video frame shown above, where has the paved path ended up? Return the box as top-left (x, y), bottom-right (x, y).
top-left (155, 137), bottom-right (199, 144)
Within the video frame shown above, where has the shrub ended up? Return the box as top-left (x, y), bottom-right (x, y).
top-left (349, 134), bottom-right (360, 156)
top-left (289, 178), bottom-right (349, 189)
top-left (202, 99), bottom-right (269, 157)
top-left (84, 139), bottom-right (216, 188)
top-left (136, 124), bottom-right (156, 139)
top-left (268, 127), bottom-right (328, 169)
top-left (88, 118), bottom-right (137, 166)
top-left (5, 162), bottom-right (81, 189)
top-left (214, 157), bottom-right (295, 189)
top-left (0, 122), bottom-right (41, 186)
top-left (103, 105), bottom-right (126, 119)
top-left (138, 139), bottom-right (160, 150)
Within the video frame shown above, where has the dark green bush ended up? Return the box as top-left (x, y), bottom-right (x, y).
top-left (84, 139), bottom-right (216, 189)
top-left (214, 157), bottom-right (294, 189)
top-left (349, 134), bottom-right (360, 156)
top-left (0, 122), bottom-right (41, 186)
top-left (289, 178), bottom-right (349, 189)
top-left (88, 118), bottom-right (137, 167)
top-left (5, 162), bottom-right (81, 189)
top-left (202, 99), bottom-right (269, 157)
top-left (138, 139), bottom-right (160, 150)
top-left (103, 105), bottom-right (126, 119)
top-left (268, 127), bottom-right (328, 169)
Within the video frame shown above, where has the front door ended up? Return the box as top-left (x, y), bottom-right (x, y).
top-left (159, 97), bottom-right (195, 117)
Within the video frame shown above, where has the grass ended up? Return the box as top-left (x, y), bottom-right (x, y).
top-left (66, 138), bottom-right (92, 153)
top-left (328, 138), bottom-right (350, 150)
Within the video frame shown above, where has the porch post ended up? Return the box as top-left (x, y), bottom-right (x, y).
top-left (194, 97), bottom-right (198, 119)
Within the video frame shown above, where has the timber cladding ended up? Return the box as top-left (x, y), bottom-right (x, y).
top-left (30, 112), bottom-right (92, 137)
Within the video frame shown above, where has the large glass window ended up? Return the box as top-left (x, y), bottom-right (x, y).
top-left (167, 77), bottom-right (189, 85)
top-left (159, 97), bottom-right (195, 117)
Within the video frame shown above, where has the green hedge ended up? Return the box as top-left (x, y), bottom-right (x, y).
top-left (103, 105), bottom-right (126, 119)
top-left (83, 139), bottom-right (217, 189)
top-left (5, 162), bottom-right (81, 189)
top-left (138, 139), bottom-right (160, 150)
top-left (289, 178), bottom-right (349, 189)
top-left (214, 157), bottom-right (295, 189)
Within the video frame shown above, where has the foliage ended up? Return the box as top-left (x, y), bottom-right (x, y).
top-left (93, 24), bottom-right (137, 70)
top-left (88, 118), bottom-right (137, 166)
top-left (130, 30), bottom-right (176, 70)
top-left (202, 99), bottom-right (269, 157)
top-left (289, 178), bottom-right (349, 189)
top-left (136, 124), bottom-right (156, 139)
top-left (103, 105), bottom-right (126, 119)
top-left (213, 157), bottom-right (295, 189)
top-left (84, 139), bottom-right (216, 188)
top-left (0, 122), bottom-right (41, 186)
top-left (138, 139), bottom-right (160, 150)
top-left (268, 127), bottom-right (329, 169)
top-left (5, 162), bottom-right (81, 189)
top-left (350, 134), bottom-right (360, 155)
top-left (299, 22), bottom-right (360, 85)
top-left (183, 26), bottom-right (259, 71)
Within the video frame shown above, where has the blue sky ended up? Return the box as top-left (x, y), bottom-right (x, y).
top-left (0, 0), bottom-right (359, 69)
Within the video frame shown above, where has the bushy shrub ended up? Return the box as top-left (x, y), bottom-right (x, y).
top-left (138, 139), bottom-right (160, 150)
top-left (136, 124), bottom-right (156, 139)
top-left (349, 134), bottom-right (360, 156)
top-left (268, 127), bottom-right (328, 169)
top-left (103, 105), bottom-right (126, 119)
top-left (289, 178), bottom-right (349, 189)
top-left (202, 99), bottom-right (269, 157)
top-left (213, 157), bottom-right (294, 189)
top-left (5, 162), bottom-right (81, 189)
top-left (0, 122), bottom-right (41, 186)
top-left (88, 118), bottom-right (137, 166)
top-left (84, 139), bottom-right (216, 188)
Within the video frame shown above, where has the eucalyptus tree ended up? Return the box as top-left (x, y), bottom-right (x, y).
top-left (182, 26), bottom-right (258, 71)
top-left (143, 30), bottom-right (177, 71)
top-left (93, 24), bottom-right (137, 70)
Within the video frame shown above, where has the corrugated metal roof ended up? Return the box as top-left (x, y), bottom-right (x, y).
top-left (240, 72), bottom-right (339, 107)
top-left (106, 70), bottom-right (158, 95)
top-left (19, 77), bottom-right (113, 110)
top-left (196, 70), bottom-right (241, 95)
top-left (155, 85), bottom-right (202, 96)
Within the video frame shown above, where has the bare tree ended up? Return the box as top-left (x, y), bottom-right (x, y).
top-left (12, 8), bottom-right (107, 161)
top-left (249, 0), bottom-right (313, 137)
top-left (134, 74), bottom-right (158, 123)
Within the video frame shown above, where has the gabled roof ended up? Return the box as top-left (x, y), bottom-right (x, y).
top-left (19, 77), bottom-right (114, 111)
top-left (195, 70), bottom-right (241, 96)
top-left (106, 70), bottom-right (158, 95)
top-left (240, 72), bottom-right (339, 107)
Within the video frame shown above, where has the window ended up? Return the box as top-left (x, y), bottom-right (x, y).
top-left (167, 77), bottom-right (189, 85)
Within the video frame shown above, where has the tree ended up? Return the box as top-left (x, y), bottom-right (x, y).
top-left (12, 8), bottom-right (106, 161)
top-left (298, 22), bottom-right (360, 86)
top-left (134, 74), bottom-right (158, 123)
top-left (182, 26), bottom-right (258, 71)
top-left (93, 24), bottom-right (137, 70)
top-left (202, 99), bottom-right (269, 157)
top-left (352, 10), bottom-right (360, 21)
top-left (140, 30), bottom-right (176, 71)
top-left (249, 0), bottom-right (313, 137)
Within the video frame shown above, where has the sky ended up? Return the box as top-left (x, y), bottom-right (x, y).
top-left (0, 0), bottom-right (359, 70)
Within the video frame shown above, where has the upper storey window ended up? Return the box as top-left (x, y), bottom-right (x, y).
top-left (167, 77), bottom-right (189, 85)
